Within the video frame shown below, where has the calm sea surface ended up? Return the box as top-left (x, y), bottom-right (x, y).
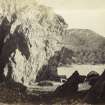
top-left (57, 64), bottom-right (105, 78)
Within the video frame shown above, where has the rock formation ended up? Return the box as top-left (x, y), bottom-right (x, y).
top-left (84, 70), bottom-right (105, 104)
top-left (36, 47), bottom-right (73, 82)
top-left (85, 71), bottom-right (99, 86)
top-left (0, 0), bottom-right (67, 86)
top-left (54, 71), bottom-right (86, 97)
top-left (0, 0), bottom-right (104, 87)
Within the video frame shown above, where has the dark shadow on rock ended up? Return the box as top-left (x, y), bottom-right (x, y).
top-left (0, 80), bottom-right (27, 103)
top-left (36, 47), bottom-right (74, 82)
top-left (85, 71), bottom-right (100, 86)
top-left (36, 50), bottom-right (61, 82)
top-left (0, 17), bottom-right (13, 82)
top-left (0, 17), bottom-right (11, 54)
top-left (84, 70), bottom-right (105, 104)
top-left (0, 16), bottom-right (30, 83)
top-left (54, 71), bottom-right (86, 98)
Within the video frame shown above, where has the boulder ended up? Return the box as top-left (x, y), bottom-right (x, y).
top-left (84, 70), bottom-right (105, 104)
top-left (85, 71), bottom-right (99, 86)
top-left (54, 71), bottom-right (86, 97)
top-left (86, 71), bottom-right (99, 79)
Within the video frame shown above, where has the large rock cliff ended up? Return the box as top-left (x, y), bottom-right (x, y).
top-left (0, 0), bottom-right (67, 86)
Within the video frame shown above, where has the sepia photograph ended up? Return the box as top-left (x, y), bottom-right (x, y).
top-left (0, 0), bottom-right (104, 105)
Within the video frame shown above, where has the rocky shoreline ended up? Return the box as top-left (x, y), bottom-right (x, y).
top-left (0, 70), bottom-right (104, 105)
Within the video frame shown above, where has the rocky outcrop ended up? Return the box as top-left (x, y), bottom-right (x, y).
top-left (85, 71), bottom-right (99, 86)
top-left (78, 71), bottom-right (99, 92)
top-left (0, 1), bottom-right (67, 86)
top-left (53, 70), bottom-right (105, 104)
top-left (0, 15), bottom-right (17, 82)
top-left (54, 71), bottom-right (86, 97)
top-left (36, 47), bottom-right (73, 82)
top-left (84, 70), bottom-right (105, 104)
top-left (0, 0), bottom-right (104, 88)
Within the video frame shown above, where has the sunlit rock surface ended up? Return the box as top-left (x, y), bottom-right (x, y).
top-left (0, 0), bottom-right (67, 86)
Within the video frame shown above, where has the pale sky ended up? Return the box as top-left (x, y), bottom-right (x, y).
top-left (38, 0), bottom-right (105, 36)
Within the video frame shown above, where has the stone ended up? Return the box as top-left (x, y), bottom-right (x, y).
top-left (55, 71), bottom-right (86, 97)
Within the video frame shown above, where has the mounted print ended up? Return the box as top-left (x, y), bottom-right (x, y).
top-left (0, 0), bottom-right (104, 105)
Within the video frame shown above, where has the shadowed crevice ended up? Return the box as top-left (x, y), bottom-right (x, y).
top-left (0, 17), bottom-right (30, 82)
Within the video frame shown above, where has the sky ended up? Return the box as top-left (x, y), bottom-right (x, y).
top-left (38, 0), bottom-right (105, 36)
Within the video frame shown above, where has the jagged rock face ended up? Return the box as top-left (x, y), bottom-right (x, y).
top-left (55, 71), bottom-right (86, 97)
top-left (36, 47), bottom-right (74, 82)
top-left (0, 1), bottom-right (67, 86)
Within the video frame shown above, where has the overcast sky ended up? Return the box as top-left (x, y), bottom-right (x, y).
top-left (38, 0), bottom-right (105, 36)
